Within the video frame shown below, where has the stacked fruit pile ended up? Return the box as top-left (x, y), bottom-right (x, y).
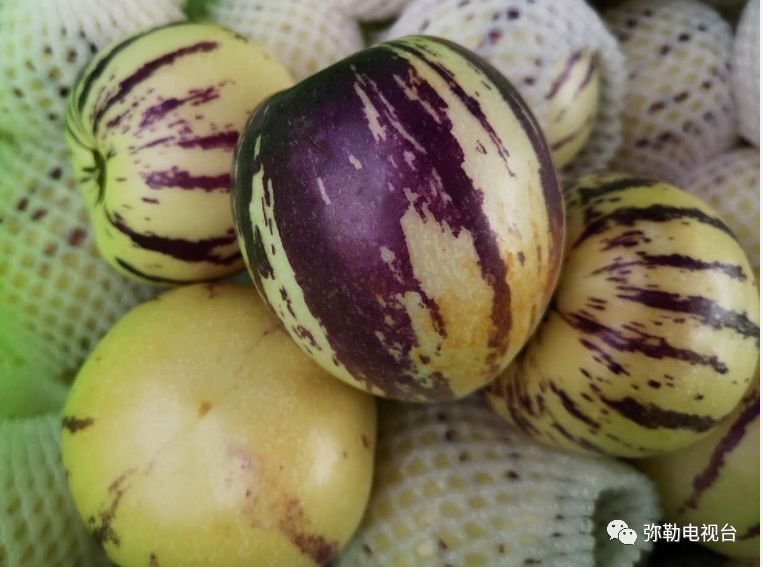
top-left (0, 0), bottom-right (758, 565)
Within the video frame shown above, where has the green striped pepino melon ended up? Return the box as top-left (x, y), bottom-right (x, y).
top-left (486, 173), bottom-right (760, 457)
top-left (233, 36), bottom-right (564, 402)
top-left (66, 23), bottom-right (293, 284)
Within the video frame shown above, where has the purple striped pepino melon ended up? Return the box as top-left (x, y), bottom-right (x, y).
top-left (233, 36), bottom-right (564, 402)
top-left (66, 23), bottom-right (293, 284)
top-left (639, 378), bottom-right (759, 559)
top-left (486, 173), bottom-right (760, 457)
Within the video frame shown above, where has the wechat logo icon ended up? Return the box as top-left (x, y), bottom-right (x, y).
top-left (607, 520), bottom-right (638, 545)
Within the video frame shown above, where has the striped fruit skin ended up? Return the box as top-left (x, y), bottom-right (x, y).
top-left (639, 379), bottom-right (759, 559)
top-left (545, 50), bottom-right (600, 169)
top-left (486, 173), bottom-right (760, 457)
top-left (233, 36), bottom-right (564, 402)
top-left (66, 23), bottom-right (294, 284)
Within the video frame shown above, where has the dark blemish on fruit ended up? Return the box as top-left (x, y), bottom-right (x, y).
top-left (91, 468), bottom-right (136, 547)
top-left (647, 380), bottom-right (661, 389)
top-left (148, 553), bottom-right (159, 567)
top-left (206, 284), bottom-right (221, 298)
top-left (362, 543), bottom-right (373, 556)
top-left (459, 450), bottom-right (469, 462)
top-left (62, 415), bottom-right (95, 433)
top-left (279, 498), bottom-right (338, 564)
top-left (505, 470), bottom-right (520, 480)
top-left (198, 401), bottom-right (212, 417)
top-left (517, 251), bottom-right (525, 265)
top-left (693, 394), bottom-right (704, 401)
top-left (507, 8), bottom-right (520, 19)
top-left (361, 434), bottom-right (370, 449)
top-left (497, 543), bottom-right (506, 553)
top-left (419, 355), bottom-right (431, 364)
top-left (659, 45), bottom-right (671, 56)
top-left (66, 48), bottom-right (77, 62)
top-left (444, 429), bottom-right (456, 441)
top-left (524, 559), bottom-right (542, 565)
top-left (438, 537), bottom-right (449, 550)
top-left (436, 412), bottom-right (447, 422)
top-left (49, 167), bottom-right (62, 179)
top-left (31, 209), bottom-right (47, 220)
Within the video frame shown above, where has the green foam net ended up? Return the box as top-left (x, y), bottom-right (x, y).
top-left (0, 413), bottom-right (111, 567)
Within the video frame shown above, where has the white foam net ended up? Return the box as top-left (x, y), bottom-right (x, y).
top-left (0, 414), bottom-right (112, 567)
top-left (328, 0), bottom-right (412, 21)
top-left (732, 0), bottom-right (759, 146)
top-left (335, 399), bottom-right (659, 567)
top-left (206, 0), bottom-right (365, 80)
top-left (0, 0), bottom-right (185, 142)
top-left (605, 0), bottom-right (738, 184)
top-left (383, 0), bottom-right (626, 178)
top-left (680, 147), bottom-right (760, 273)
top-left (0, 136), bottom-right (156, 387)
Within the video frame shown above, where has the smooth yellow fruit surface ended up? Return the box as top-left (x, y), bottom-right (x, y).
top-left (61, 284), bottom-right (376, 567)
top-left (487, 173), bottom-right (760, 457)
top-left (640, 378), bottom-right (760, 559)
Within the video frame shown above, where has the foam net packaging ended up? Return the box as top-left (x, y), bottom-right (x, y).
top-left (0, 136), bottom-right (155, 388)
top-left (0, 321), bottom-right (69, 419)
top-left (328, 0), bottom-right (413, 21)
top-left (383, 0), bottom-right (626, 177)
top-left (0, 413), bottom-right (111, 567)
top-left (732, 0), bottom-right (759, 146)
top-left (328, 0), bottom-right (410, 22)
top-left (206, 0), bottom-right (365, 80)
top-left (680, 147), bottom-right (760, 273)
top-left (335, 399), bottom-right (659, 567)
top-left (0, 0), bottom-right (185, 143)
top-left (604, 0), bottom-right (737, 184)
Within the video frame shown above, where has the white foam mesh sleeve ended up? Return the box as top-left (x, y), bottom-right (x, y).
top-left (206, 0), bottom-right (365, 80)
top-left (605, 0), bottom-right (738, 184)
top-left (383, 0), bottom-right (627, 177)
top-left (0, 136), bottom-right (156, 386)
top-left (335, 399), bottom-right (659, 567)
top-left (0, 0), bottom-right (185, 142)
top-left (680, 147), bottom-right (760, 273)
top-left (0, 414), bottom-right (112, 567)
top-left (732, 0), bottom-right (759, 146)
top-left (328, 0), bottom-right (412, 21)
